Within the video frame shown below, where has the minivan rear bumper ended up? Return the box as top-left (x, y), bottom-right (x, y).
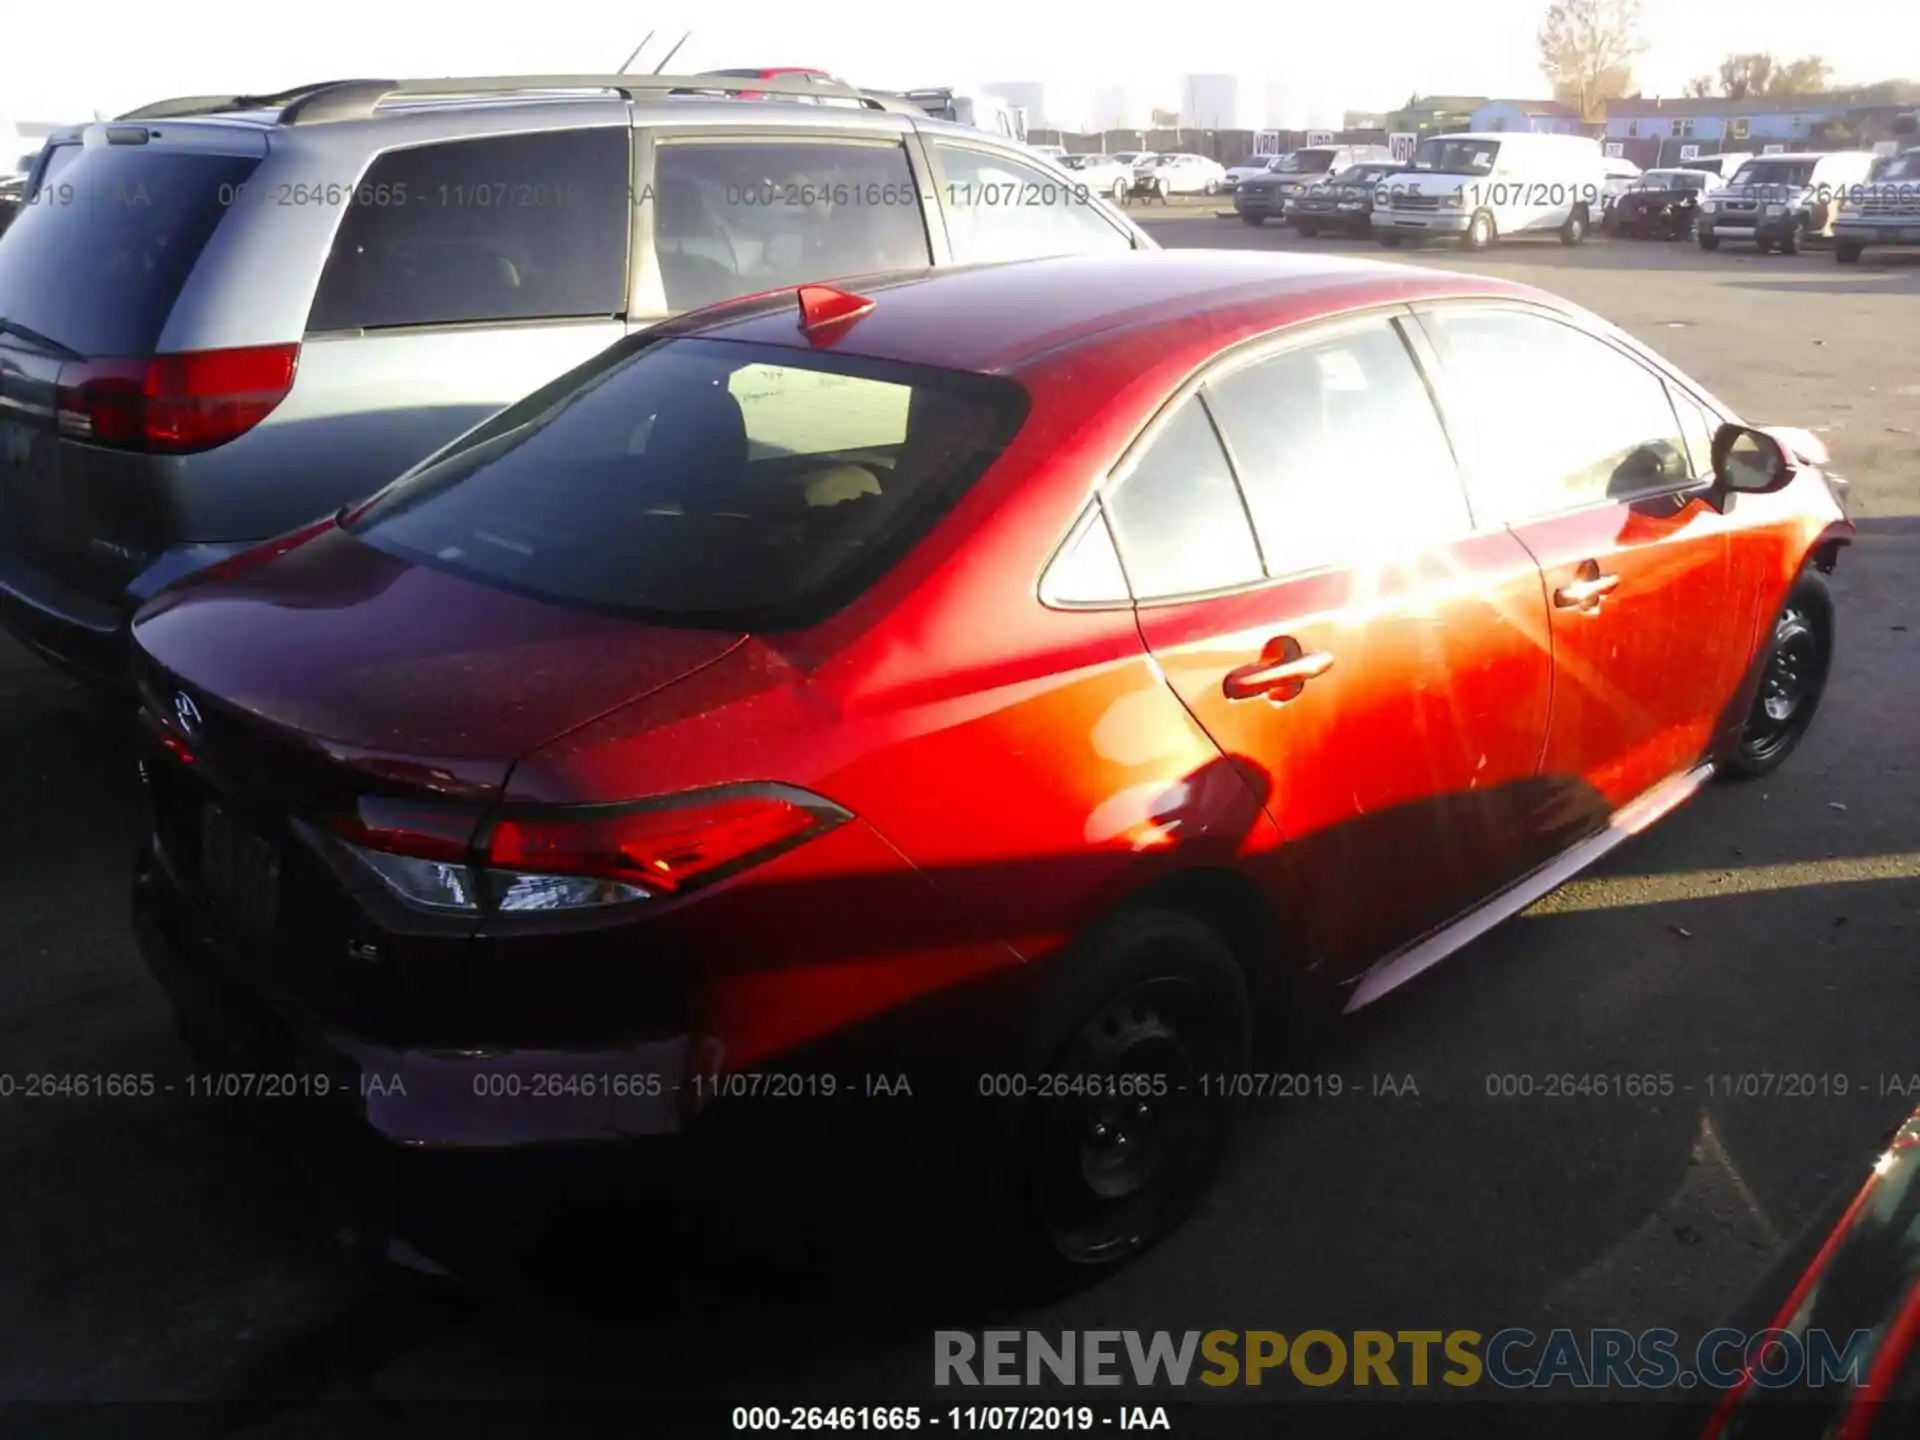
top-left (0, 537), bottom-right (259, 684)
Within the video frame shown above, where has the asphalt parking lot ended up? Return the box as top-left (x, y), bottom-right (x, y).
top-left (2, 217), bottom-right (1917, 1435)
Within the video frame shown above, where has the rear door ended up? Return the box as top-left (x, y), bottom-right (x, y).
top-left (1103, 312), bottom-right (1554, 977)
top-left (281, 125), bottom-right (635, 520)
top-left (1413, 301), bottom-right (1743, 834)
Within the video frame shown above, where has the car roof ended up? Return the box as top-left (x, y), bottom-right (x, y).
top-left (660, 250), bottom-right (1541, 378)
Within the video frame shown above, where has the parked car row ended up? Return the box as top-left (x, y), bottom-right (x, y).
top-left (1235, 133), bottom-right (1920, 265)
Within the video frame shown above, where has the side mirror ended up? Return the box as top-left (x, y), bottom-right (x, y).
top-left (1710, 423), bottom-right (1797, 502)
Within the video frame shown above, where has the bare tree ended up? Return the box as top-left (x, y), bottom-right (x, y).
top-left (1683, 75), bottom-right (1715, 99)
top-left (1717, 53), bottom-right (1774, 101)
top-left (1770, 55), bottom-right (1832, 95)
top-left (1711, 52), bottom-right (1834, 100)
top-left (1538, 0), bottom-right (1647, 121)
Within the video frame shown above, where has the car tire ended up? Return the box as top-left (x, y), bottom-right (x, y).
top-left (1240, 213), bottom-right (1264, 226)
top-left (1295, 219), bottom-right (1318, 237)
top-left (1463, 209), bottom-right (1496, 250)
top-left (1559, 205), bottom-right (1590, 245)
top-left (1204, 179), bottom-right (1220, 196)
top-left (1719, 572), bottom-right (1835, 781)
top-left (1779, 226), bottom-right (1802, 256)
top-left (1112, 179), bottom-right (1129, 202)
top-left (1835, 240), bottom-right (1864, 264)
top-left (1698, 232), bottom-right (1721, 251)
top-left (1378, 231), bottom-right (1404, 247)
top-left (979, 908), bottom-right (1251, 1301)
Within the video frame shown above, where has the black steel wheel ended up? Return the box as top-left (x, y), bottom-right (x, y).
top-left (1721, 574), bottom-right (1835, 780)
top-left (995, 909), bottom-right (1250, 1295)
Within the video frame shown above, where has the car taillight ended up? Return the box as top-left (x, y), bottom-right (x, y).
top-left (56, 343), bottom-right (299, 453)
top-left (328, 785), bottom-right (850, 916)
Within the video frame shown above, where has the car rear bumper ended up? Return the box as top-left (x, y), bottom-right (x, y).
top-left (134, 843), bottom-right (696, 1150)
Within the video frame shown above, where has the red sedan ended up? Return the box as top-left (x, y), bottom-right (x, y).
top-left (129, 252), bottom-right (1852, 1285)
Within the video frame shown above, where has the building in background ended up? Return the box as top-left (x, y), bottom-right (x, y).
top-left (1182, 74), bottom-right (1258, 130)
top-left (1469, 99), bottom-right (1582, 134)
top-left (1603, 94), bottom-right (1866, 148)
top-left (1344, 109), bottom-right (1389, 130)
top-left (1385, 94), bottom-right (1488, 137)
top-left (982, 81), bottom-right (1054, 128)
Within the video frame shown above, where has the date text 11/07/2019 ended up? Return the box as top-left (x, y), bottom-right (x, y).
top-left (731, 1406), bottom-right (1173, 1431)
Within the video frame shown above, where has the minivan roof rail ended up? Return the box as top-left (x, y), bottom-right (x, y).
top-left (116, 73), bottom-right (925, 125)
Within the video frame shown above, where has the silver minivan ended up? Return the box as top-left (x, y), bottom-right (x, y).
top-left (0, 74), bottom-right (1153, 682)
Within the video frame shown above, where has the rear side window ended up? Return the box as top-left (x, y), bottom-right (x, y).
top-left (651, 141), bottom-right (930, 312)
top-left (0, 145), bottom-right (259, 355)
top-left (307, 128), bottom-right (631, 332)
top-left (1202, 319), bottom-right (1470, 574)
top-left (1104, 398), bottom-right (1263, 600)
top-left (347, 336), bottom-right (1027, 627)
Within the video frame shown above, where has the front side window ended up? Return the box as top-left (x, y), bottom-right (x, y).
top-left (1203, 319), bottom-right (1470, 576)
top-left (308, 128), bottom-right (631, 332)
top-left (1103, 398), bottom-right (1262, 601)
top-left (933, 143), bottom-right (1133, 264)
top-left (650, 140), bottom-right (931, 314)
top-left (348, 336), bottom-right (1027, 627)
top-left (1422, 307), bottom-right (1692, 524)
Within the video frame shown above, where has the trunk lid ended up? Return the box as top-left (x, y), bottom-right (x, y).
top-left (131, 521), bottom-right (746, 797)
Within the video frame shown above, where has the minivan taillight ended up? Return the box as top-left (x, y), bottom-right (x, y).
top-left (56, 343), bottom-right (299, 453)
top-left (328, 785), bottom-right (851, 916)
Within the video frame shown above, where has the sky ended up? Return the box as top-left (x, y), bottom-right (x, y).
top-left (5, 0), bottom-right (1917, 128)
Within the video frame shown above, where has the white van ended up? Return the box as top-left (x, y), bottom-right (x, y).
top-left (1372, 131), bottom-right (1606, 249)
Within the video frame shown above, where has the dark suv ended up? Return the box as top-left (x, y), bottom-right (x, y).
top-left (0, 73), bottom-right (1152, 683)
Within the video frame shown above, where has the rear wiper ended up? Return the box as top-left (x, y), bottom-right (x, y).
top-left (0, 318), bottom-right (83, 361)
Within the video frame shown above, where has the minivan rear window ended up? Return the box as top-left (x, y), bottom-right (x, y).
top-left (347, 335), bottom-right (1029, 628)
top-left (0, 145), bottom-right (259, 356)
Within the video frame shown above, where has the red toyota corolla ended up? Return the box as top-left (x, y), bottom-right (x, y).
top-left (129, 251), bottom-right (1852, 1284)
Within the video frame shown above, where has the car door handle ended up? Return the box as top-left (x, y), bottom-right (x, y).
top-left (1553, 572), bottom-right (1621, 608)
top-left (1222, 648), bottom-right (1334, 701)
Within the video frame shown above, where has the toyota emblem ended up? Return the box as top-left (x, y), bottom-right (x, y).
top-left (173, 692), bottom-right (203, 738)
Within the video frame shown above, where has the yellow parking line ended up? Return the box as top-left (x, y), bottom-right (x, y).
top-left (1525, 852), bottom-right (1920, 915)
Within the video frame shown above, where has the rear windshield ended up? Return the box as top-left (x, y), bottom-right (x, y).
top-left (347, 335), bottom-right (1030, 628)
top-left (0, 144), bottom-right (258, 355)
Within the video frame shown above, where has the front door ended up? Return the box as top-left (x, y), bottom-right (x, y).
top-left (1414, 302), bottom-right (1742, 839)
top-left (1101, 313), bottom-right (1554, 977)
